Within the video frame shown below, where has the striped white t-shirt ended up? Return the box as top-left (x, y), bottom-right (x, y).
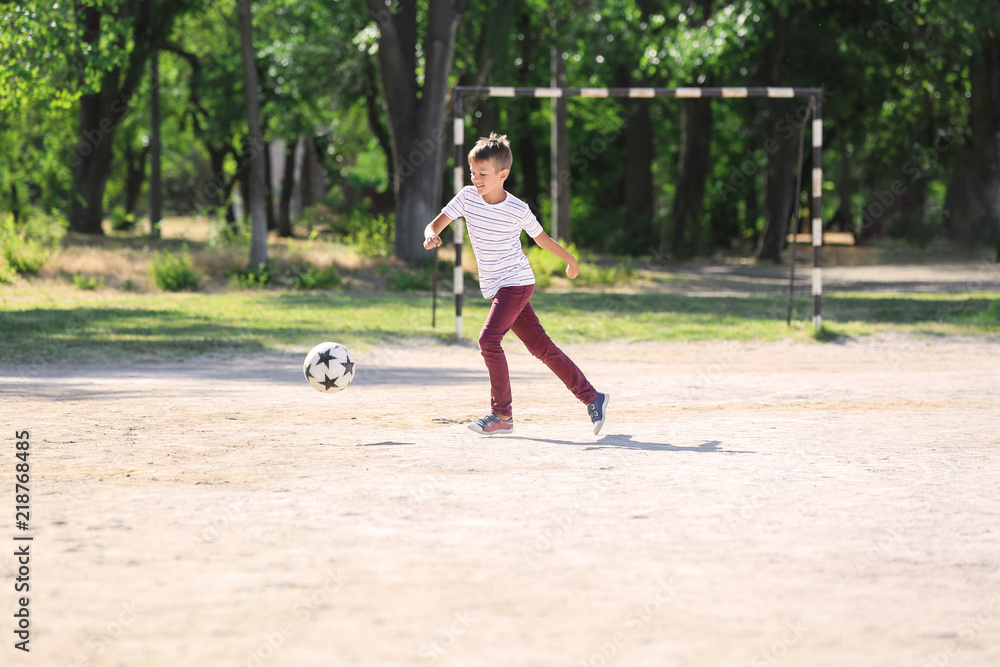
top-left (442, 186), bottom-right (544, 299)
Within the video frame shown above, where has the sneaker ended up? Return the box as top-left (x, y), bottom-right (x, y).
top-left (468, 413), bottom-right (514, 435)
top-left (587, 392), bottom-right (610, 435)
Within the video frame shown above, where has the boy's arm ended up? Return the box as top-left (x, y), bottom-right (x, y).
top-left (532, 231), bottom-right (580, 279)
top-left (423, 213), bottom-right (454, 250)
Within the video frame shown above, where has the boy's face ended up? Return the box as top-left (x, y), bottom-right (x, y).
top-left (469, 159), bottom-right (508, 201)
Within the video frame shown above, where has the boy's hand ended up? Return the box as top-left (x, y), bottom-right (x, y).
top-left (565, 259), bottom-right (579, 279)
top-left (423, 234), bottom-right (442, 250)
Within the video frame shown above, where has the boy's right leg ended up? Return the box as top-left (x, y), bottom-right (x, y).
top-left (478, 285), bottom-right (533, 419)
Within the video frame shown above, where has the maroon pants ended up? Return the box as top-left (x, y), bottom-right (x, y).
top-left (478, 284), bottom-right (597, 418)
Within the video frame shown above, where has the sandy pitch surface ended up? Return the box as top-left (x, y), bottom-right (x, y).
top-left (2, 335), bottom-right (999, 667)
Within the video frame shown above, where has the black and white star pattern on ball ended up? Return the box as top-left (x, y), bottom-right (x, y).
top-left (304, 364), bottom-right (316, 381)
top-left (320, 375), bottom-right (341, 391)
top-left (316, 347), bottom-right (336, 368)
top-left (341, 357), bottom-right (355, 375)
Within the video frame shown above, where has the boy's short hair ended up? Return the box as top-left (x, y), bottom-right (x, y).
top-left (468, 132), bottom-right (513, 171)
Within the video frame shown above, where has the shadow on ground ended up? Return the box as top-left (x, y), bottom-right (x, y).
top-left (509, 434), bottom-right (754, 454)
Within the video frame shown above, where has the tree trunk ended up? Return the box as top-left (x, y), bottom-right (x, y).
top-left (67, 0), bottom-right (186, 234)
top-left (264, 140), bottom-right (277, 231)
top-left (237, 0), bottom-right (268, 268)
top-left (744, 177), bottom-right (761, 248)
top-left (516, 132), bottom-right (541, 221)
top-left (362, 54), bottom-right (396, 211)
top-left (945, 7), bottom-right (1000, 253)
top-left (277, 138), bottom-right (296, 237)
top-left (832, 120), bottom-right (854, 234)
top-left (149, 46), bottom-right (163, 236)
top-left (756, 98), bottom-right (799, 262)
top-left (205, 144), bottom-right (234, 218)
top-left (9, 182), bottom-right (21, 224)
top-left (124, 144), bottom-right (149, 217)
top-left (754, 7), bottom-right (796, 262)
top-left (550, 47), bottom-right (570, 244)
top-left (369, 0), bottom-right (467, 264)
top-left (671, 98), bottom-right (713, 257)
top-left (70, 89), bottom-right (118, 234)
top-left (621, 100), bottom-right (655, 255)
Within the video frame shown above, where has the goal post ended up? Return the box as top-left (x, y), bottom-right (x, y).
top-left (450, 85), bottom-right (826, 339)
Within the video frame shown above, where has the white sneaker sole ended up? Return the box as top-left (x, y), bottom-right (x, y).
top-left (592, 393), bottom-right (610, 435)
top-left (467, 423), bottom-right (514, 435)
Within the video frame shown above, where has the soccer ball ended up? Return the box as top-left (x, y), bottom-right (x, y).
top-left (303, 342), bottom-right (355, 393)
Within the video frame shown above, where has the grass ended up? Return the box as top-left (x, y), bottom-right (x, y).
top-left (0, 214), bottom-right (996, 362)
top-left (0, 286), bottom-right (996, 364)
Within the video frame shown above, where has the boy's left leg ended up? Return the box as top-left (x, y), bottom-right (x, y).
top-left (510, 300), bottom-right (599, 407)
top-left (478, 285), bottom-right (534, 419)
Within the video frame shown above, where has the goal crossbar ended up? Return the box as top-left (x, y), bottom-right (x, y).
top-left (447, 85), bottom-right (825, 338)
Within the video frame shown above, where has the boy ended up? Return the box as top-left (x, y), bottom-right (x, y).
top-left (423, 132), bottom-right (610, 436)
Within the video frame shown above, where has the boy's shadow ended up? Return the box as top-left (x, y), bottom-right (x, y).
top-left (512, 434), bottom-right (753, 454)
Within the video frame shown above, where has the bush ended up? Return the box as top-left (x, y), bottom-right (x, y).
top-left (1, 213), bottom-right (57, 275)
top-left (299, 204), bottom-right (337, 236)
top-left (150, 244), bottom-right (201, 291)
top-left (576, 258), bottom-right (636, 286)
top-left (208, 217), bottom-right (251, 248)
top-left (526, 240), bottom-right (633, 288)
top-left (525, 243), bottom-right (567, 284)
top-left (341, 210), bottom-right (393, 258)
top-left (290, 262), bottom-right (341, 290)
top-left (391, 266), bottom-right (431, 291)
top-left (73, 273), bottom-right (103, 290)
top-left (228, 261), bottom-right (274, 290)
top-left (0, 255), bottom-right (16, 283)
top-left (109, 207), bottom-right (137, 232)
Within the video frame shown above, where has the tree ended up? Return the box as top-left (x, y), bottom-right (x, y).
top-left (666, 0), bottom-right (715, 258)
top-left (367, 0), bottom-right (468, 263)
top-left (237, 0), bottom-right (269, 268)
top-left (942, 0), bottom-right (1000, 254)
top-left (66, 0), bottom-right (197, 234)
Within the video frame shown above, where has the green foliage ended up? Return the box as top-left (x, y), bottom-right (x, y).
top-left (525, 243), bottom-right (568, 285)
top-left (290, 263), bottom-right (341, 290)
top-left (73, 274), bottom-right (104, 290)
top-left (576, 259), bottom-right (636, 287)
top-left (208, 217), bottom-right (251, 248)
top-left (390, 266), bottom-right (432, 291)
top-left (5, 0), bottom-right (1000, 261)
top-left (340, 210), bottom-right (394, 258)
top-left (149, 244), bottom-right (201, 292)
top-left (108, 207), bottom-right (137, 232)
top-left (0, 255), bottom-right (16, 284)
top-left (525, 240), bottom-right (633, 288)
top-left (229, 262), bottom-right (275, 290)
top-left (0, 213), bottom-right (60, 275)
top-left (299, 205), bottom-right (338, 236)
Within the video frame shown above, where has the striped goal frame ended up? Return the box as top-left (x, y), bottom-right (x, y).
top-left (449, 85), bottom-right (825, 338)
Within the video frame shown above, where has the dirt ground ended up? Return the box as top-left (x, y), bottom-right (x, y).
top-left (3, 326), bottom-right (999, 666)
